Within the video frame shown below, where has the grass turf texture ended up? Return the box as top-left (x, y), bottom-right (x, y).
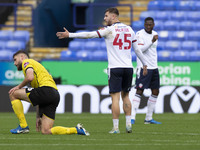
top-left (0, 113), bottom-right (200, 150)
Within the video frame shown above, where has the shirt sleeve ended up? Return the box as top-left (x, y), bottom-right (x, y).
top-left (22, 60), bottom-right (33, 75)
top-left (136, 31), bottom-right (153, 52)
top-left (69, 31), bottom-right (99, 39)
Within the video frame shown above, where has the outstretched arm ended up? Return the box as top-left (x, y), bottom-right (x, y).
top-left (56, 27), bottom-right (99, 39)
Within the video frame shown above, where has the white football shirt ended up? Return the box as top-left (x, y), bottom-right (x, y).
top-left (136, 29), bottom-right (158, 69)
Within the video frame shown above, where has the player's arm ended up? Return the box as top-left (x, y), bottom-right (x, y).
top-left (9, 68), bottom-right (34, 94)
top-left (56, 27), bottom-right (99, 39)
top-left (137, 34), bottom-right (158, 52)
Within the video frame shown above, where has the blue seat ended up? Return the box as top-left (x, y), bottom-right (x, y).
top-left (171, 31), bottom-right (187, 41)
top-left (194, 1), bottom-right (200, 10)
top-left (0, 30), bottom-right (13, 41)
top-left (68, 40), bottom-right (84, 51)
top-left (170, 11), bottom-right (187, 21)
top-left (140, 11), bottom-right (156, 21)
top-left (132, 21), bottom-right (143, 31)
top-left (163, 20), bottom-right (179, 30)
top-left (131, 51), bottom-right (136, 61)
top-left (100, 41), bottom-right (107, 51)
top-left (187, 11), bottom-right (200, 21)
top-left (158, 50), bottom-right (173, 61)
top-left (84, 41), bottom-right (100, 51)
top-left (154, 20), bottom-right (164, 31)
top-left (60, 50), bottom-right (78, 61)
top-left (165, 41), bottom-right (181, 51)
top-left (189, 50), bottom-right (200, 61)
top-left (155, 11), bottom-right (170, 21)
top-left (91, 50), bottom-right (107, 61)
top-left (76, 50), bottom-right (92, 61)
top-left (148, 1), bottom-right (161, 10)
top-left (0, 41), bottom-right (6, 49)
top-left (162, 1), bottom-right (177, 10)
top-left (13, 30), bottom-right (30, 43)
top-left (188, 31), bottom-right (200, 41)
top-left (0, 50), bottom-right (14, 61)
top-left (181, 41), bottom-right (198, 51)
top-left (179, 21), bottom-right (195, 31)
top-left (173, 50), bottom-right (190, 61)
top-left (5, 40), bottom-right (26, 51)
top-left (176, 1), bottom-right (195, 11)
top-left (158, 31), bottom-right (171, 41)
top-left (157, 41), bottom-right (166, 51)
top-left (195, 21), bottom-right (200, 30)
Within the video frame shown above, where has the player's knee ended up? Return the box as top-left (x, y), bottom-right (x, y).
top-left (41, 128), bottom-right (51, 135)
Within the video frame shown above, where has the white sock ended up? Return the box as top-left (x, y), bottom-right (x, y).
top-left (126, 115), bottom-right (131, 127)
top-left (145, 95), bottom-right (157, 121)
top-left (131, 94), bottom-right (141, 120)
top-left (113, 119), bottom-right (119, 129)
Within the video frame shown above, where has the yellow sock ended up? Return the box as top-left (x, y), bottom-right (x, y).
top-left (51, 126), bottom-right (77, 135)
top-left (11, 100), bottom-right (28, 128)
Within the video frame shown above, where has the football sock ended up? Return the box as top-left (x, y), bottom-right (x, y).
top-left (131, 94), bottom-right (141, 120)
top-left (51, 126), bottom-right (77, 135)
top-left (11, 100), bottom-right (28, 128)
top-left (145, 95), bottom-right (157, 121)
top-left (125, 115), bottom-right (131, 126)
top-left (113, 119), bottom-right (119, 129)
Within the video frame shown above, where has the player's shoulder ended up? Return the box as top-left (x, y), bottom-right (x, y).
top-left (136, 29), bottom-right (145, 35)
top-left (152, 30), bottom-right (158, 35)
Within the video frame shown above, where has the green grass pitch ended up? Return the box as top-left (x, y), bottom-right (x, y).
top-left (0, 113), bottom-right (200, 150)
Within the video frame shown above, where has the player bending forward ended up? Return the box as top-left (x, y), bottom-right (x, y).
top-left (9, 50), bottom-right (89, 135)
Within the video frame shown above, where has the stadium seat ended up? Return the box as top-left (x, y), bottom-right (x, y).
top-left (176, 1), bottom-right (195, 11)
top-left (173, 50), bottom-right (190, 61)
top-left (188, 31), bottom-right (200, 41)
top-left (157, 41), bottom-right (166, 51)
top-left (187, 11), bottom-right (200, 21)
top-left (91, 50), bottom-right (107, 61)
top-left (165, 41), bottom-right (181, 51)
top-left (154, 20), bottom-right (164, 31)
top-left (60, 50), bottom-right (78, 61)
top-left (155, 11), bottom-right (170, 21)
top-left (13, 30), bottom-right (30, 43)
top-left (131, 51), bottom-right (136, 61)
top-left (158, 31), bottom-right (171, 41)
top-left (140, 11), bottom-right (156, 21)
top-left (84, 41), bottom-right (100, 51)
top-left (5, 40), bottom-right (26, 51)
top-left (0, 30), bottom-right (13, 41)
top-left (132, 21), bottom-right (143, 31)
top-left (0, 50), bottom-right (13, 61)
top-left (170, 11), bottom-right (187, 21)
top-left (68, 40), bottom-right (84, 51)
top-left (195, 21), bottom-right (200, 30)
top-left (163, 20), bottom-right (179, 30)
top-left (0, 41), bottom-right (6, 49)
top-left (162, 1), bottom-right (177, 10)
top-left (189, 50), bottom-right (200, 61)
top-left (148, 1), bottom-right (161, 10)
top-left (171, 31), bottom-right (187, 41)
top-left (194, 1), bottom-right (200, 10)
top-left (179, 21), bottom-right (195, 31)
top-left (76, 50), bottom-right (92, 61)
top-left (100, 41), bottom-right (107, 51)
top-left (157, 50), bottom-right (173, 61)
top-left (181, 41), bottom-right (198, 51)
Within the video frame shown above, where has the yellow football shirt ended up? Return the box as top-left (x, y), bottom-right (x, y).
top-left (22, 59), bottom-right (58, 90)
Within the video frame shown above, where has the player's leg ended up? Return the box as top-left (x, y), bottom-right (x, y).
top-left (9, 88), bottom-right (31, 134)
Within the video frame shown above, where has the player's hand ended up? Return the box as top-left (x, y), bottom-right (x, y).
top-left (152, 35), bottom-right (158, 43)
top-left (143, 65), bottom-right (148, 76)
top-left (36, 117), bottom-right (42, 132)
top-left (56, 27), bottom-right (69, 39)
top-left (8, 86), bottom-right (20, 95)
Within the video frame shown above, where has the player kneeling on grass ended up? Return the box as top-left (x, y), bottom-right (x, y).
top-left (8, 50), bottom-right (89, 136)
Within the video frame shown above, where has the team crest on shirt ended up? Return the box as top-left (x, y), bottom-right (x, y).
top-left (24, 62), bottom-right (29, 68)
top-left (139, 83), bottom-right (143, 88)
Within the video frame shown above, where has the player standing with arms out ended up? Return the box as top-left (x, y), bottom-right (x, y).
top-left (9, 50), bottom-right (89, 135)
top-left (56, 7), bottom-right (149, 133)
top-left (131, 17), bottom-right (161, 124)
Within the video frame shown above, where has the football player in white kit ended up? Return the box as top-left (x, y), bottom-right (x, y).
top-left (56, 7), bottom-right (149, 133)
top-left (131, 17), bottom-right (161, 124)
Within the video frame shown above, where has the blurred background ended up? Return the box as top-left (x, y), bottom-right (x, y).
top-left (0, 0), bottom-right (200, 114)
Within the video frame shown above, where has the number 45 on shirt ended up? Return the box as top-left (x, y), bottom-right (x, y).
top-left (113, 34), bottom-right (131, 50)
